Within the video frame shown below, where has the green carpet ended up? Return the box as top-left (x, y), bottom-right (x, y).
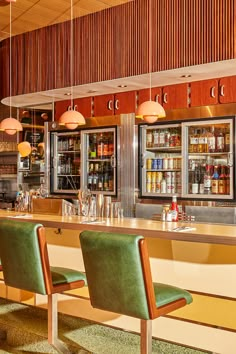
top-left (0, 298), bottom-right (209, 354)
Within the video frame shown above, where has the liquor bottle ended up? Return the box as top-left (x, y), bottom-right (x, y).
top-left (97, 133), bottom-right (104, 159)
top-left (164, 129), bottom-right (170, 147)
top-left (218, 165), bottom-right (226, 194)
top-left (103, 134), bottom-right (109, 159)
top-left (188, 128), bottom-right (195, 153)
top-left (198, 128), bottom-right (205, 153)
top-left (87, 163), bottom-right (94, 190)
top-left (159, 129), bottom-right (165, 147)
top-left (146, 130), bottom-right (153, 148)
top-left (225, 166), bottom-right (230, 195)
top-left (170, 195), bottom-right (178, 221)
top-left (89, 134), bottom-right (97, 159)
top-left (191, 164), bottom-right (200, 194)
top-left (211, 165), bottom-right (219, 194)
top-left (207, 126), bottom-right (216, 153)
top-left (203, 164), bottom-right (212, 194)
top-left (224, 126), bottom-right (230, 152)
top-left (103, 162), bottom-right (109, 191)
top-left (92, 163), bottom-right (99, 190)
top-left (215, 128), bottom-right (225, 152)
top-left (193, 129), bottom-right (199, 153)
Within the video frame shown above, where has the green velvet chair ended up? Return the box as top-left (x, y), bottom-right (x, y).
top-left (80, 230), bottom-right (193, 354)
top-left (0, 220), bottom-right (87, 354)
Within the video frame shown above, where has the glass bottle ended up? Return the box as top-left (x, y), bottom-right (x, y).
top-left (108, 133), bottom-right (114, 157)
top-left (207, 126), bottom-right (216, 153)
top-left (87, 163), bottom-right (94, 190)
top-left (204, 164), bottom-right (212, 194)
top-left (153, 130), bottom-right (159, 147)
top-left (188, 127), bottom-right (195, 153)
top-left (89, 134), bottom-right (97, 159)
top-left (224, 126), bottom-right (230, 152)
top-left (92, 163), bottom-right (99, 190)
top-left (97, 133), bottom-right (104, 159)
top-left (218, 165), bottom-right (226, 194)
top-left (211, 165), bottom-right (219, 194)
top-left (146, 130), bottom-right (153, 148)
top-left (225, 166), bottom-right (230, 195)
top-left (170, 195), bottom-right (178, 221)
top-left (215, 128), bottom-right (225, 152)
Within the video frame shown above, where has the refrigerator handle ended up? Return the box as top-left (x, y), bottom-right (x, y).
top-left (227, 152), bottom-right (233, 167)
top-left (141, 153), bottom-right (145, 168)
top-left (111, 155), bottom-right (116, 168)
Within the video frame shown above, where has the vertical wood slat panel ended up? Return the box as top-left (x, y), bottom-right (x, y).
top-left (0, 0), bottom-right (235, 99)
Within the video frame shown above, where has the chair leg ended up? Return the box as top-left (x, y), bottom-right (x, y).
top-left (140, 319), bottom-right (152, 354)
top-left (48, 293), bottom-right (71, 354)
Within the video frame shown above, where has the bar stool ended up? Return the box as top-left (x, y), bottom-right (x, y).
top-left (0, 220), bottom-right (86, 354)
top-left (80, 230), bottom-right (193, 354)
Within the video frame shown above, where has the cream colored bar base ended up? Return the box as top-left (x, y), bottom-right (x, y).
top-left (1, 210), bottom-right (236, 354)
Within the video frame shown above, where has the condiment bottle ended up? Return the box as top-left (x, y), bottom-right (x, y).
top-left (170, 195), bottom-right (178, 221)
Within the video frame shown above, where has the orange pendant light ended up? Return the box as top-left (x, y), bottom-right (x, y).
top-left (59, 109), bottom-right (85, 130)
top-left (0, 117), bottom-right (22, 135)
top-left (18, 141), bottom-right (31, 157)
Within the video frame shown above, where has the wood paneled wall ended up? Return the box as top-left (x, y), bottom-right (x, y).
top-left (0, 0), bottom-right (235, 99)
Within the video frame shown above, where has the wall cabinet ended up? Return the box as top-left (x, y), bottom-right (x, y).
top-left (162, 83), bottom-right (189, 109)
top-left (93, 91), bottom-right (136, 117)
top-left (54, 98), bottom-right (92, 121)
top-left (219, 76), bottom-right (236, 104)
top-left (138, 87), bottom-right (162, 105)
top-left (190, 79), bottom-right (219, 107)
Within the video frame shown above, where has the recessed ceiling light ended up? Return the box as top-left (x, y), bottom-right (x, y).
top-left (64, 92), bottom-right (72, 96)
top-left (87, 90), bottom-right (97, 94)
top-left (181, 74), bottom-right (192, 78)
top-left (118, 84), bottom-right (127, 88)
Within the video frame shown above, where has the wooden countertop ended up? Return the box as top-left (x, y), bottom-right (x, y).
top-left (0, 210), bottom-right (236, 245)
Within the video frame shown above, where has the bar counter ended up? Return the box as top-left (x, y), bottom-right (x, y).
top-left (0, 209), bottom-right (235, 245)
top-left (0, 209), bottom-right (236, 353)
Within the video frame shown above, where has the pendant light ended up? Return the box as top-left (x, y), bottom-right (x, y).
top-left (0, 0), bottom-right (22, 135)
top-left (18, 141), bottom-right (31, 157)
top-left (59, 0), bottom-right (85, 130)
top-left (136, 0), bottom-right (166, 123)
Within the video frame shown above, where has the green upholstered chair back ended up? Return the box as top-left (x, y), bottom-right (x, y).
top-left (80, 230), bottom-right (152, 320)
top-left (0, 220), bottom-right (47, 295)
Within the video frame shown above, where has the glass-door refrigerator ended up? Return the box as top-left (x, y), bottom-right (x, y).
top-left (139, 116), bottom-right (235, 200)
top-left (80, 127), bottom-right (117, 196)
top-left (49, 126), bottom-right (117, 196)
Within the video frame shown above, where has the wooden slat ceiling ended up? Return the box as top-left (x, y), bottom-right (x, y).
top-left (0, 0), bottom-right (133, 40)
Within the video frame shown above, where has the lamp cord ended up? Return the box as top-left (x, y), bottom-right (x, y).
top-left (70, 0), bottom-right (74, 110)
top-left (9, 1), bottom-right (12, 117)
top-left (149, 0), bottom-right (152, 102)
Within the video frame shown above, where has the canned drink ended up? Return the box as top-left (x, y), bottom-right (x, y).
top-left (156, 158), bottom-right (163, 170)
top-left (163, 158), bottom-right (168, 169)
top-left (151, 172), bottom-right (157, 182)
top-left (168, 158), bottom-right (174, 169)
top-left (164, 171), bottom-right (172, 182)
top-left (156, 172), bottom-right (163, 181)
top-left (146, 182), bottom-right (151, 193)
top-left (156, 181), bottom-right (161, 193)
top-left (152, 159), bottom-right (158, 170)
top-left (171, 171), bottom-right (176, 182)
top-left (146, 159), bottom-right (152, 169)
top-left (166, 182), bottom-right (172, 193)
top-left (151, 182), bottom-right (156, 192)
top-left (173, 158), bottom-right (178, 169)
top-left (146, 172), bottom-right (152, 182)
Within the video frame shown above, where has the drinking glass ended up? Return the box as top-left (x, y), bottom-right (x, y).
top-left (78, 188), bottom-right (91, 219)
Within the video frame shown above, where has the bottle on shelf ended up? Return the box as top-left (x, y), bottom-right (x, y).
top-left (224, 126), bottom-right (230, 152)
top-left (211, 165), bottom-right (219, 194)
top-left (218, 165), bottom-right (226, 194)
top-left (170, 195), bottom-right (178, 221)
top-left (191, 164), bottom-right (200, 194)
top-left (92, 163), bottom-right (99, 190)
top-left (215, 128), bottom-right (225, 153)
top-left (108, 133), bottom-right (114, 157)
top-left (153, 130), bottom-right (159, 147)
top-left (203, 164), bottom-right (212, 194)
top-left (188, 127), bottom-right (195, 153)
top-left (207, 126), bottom-right (216, 153)
top-left (97, 133), bottom-right (105, 159)
top-left (146, 130), bottom-right (153, 148)
top-left (89, 134), bottom-right (97, 159)
top-left (87, 163), bottom-right (94, 190)
top-left (225, 166), bottom-right (230, 195)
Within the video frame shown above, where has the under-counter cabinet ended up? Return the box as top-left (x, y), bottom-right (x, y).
top-left (93, 91), bottom-right (136, 116)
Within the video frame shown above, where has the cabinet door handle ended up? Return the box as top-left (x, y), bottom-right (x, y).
top-left (115, 99), bottom-right (120, 110)
top-left (67, 105), bottom-right (72, 111)
top-left (163, 92), bottom-right (168, 104)
top-left (210, 87), bottom-right (215, 98)
top-left (155, 94), bottom-right (160, 103)
top-left (220, 84), bottom-right (225, 97)
top-left (74, 104), bottom-right (78, 111)
top-left (108, 100), bottom-right (113, 110)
